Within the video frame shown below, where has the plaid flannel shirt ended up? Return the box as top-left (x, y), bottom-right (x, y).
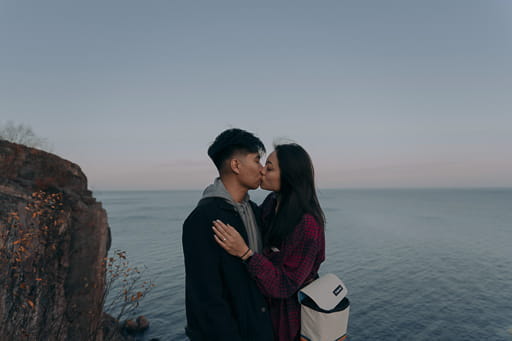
top-left (246, 194), bottom-right (325, 341)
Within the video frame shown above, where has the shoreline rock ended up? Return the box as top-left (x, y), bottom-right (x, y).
top-left (0, 140), bottom-right (112, 340)
top-left (124, 315), bottom-right (150, 334)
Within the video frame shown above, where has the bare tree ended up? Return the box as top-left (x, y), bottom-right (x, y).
top-left (0, 121), bottom-right (49, 150)
top-left (96, 249), bottom-right (155, 340)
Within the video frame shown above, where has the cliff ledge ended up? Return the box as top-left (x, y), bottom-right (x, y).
top-left (0, 139), bottom-right (113, 340)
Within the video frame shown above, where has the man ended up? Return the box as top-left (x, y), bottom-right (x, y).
top-left (182, 128), bottom-right (274, 341)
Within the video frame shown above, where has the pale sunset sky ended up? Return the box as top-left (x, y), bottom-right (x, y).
top-left (1, 0), bottom-right (511, 190)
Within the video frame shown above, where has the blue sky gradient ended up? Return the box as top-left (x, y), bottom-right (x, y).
top-left (1, 1), bottom-right (511, 189)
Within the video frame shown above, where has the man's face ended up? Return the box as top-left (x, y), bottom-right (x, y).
top-left (236, 152), bottom-right (263, 190)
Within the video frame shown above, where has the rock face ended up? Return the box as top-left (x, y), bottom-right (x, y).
top-left (0, 140), bottom-right (111, 340)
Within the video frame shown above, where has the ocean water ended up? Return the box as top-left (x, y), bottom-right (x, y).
top-left (95, 189), bottom-right (512, 341)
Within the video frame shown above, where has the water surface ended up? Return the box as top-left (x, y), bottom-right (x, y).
top-left (96, 188), bottom-right (512, 341)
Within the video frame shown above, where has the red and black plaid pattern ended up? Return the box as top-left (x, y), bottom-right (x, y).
top-left (246, 194), bottom-right (325, 341)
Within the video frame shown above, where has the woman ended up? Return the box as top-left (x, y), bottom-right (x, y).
top-left (212, 143), bottom-right (326, 341)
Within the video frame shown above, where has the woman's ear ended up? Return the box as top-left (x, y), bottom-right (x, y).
top-left (230, 158), bottom-right (241, 175)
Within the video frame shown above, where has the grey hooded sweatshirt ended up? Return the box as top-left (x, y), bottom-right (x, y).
top-left (201, 177), bottom-right (262, 253)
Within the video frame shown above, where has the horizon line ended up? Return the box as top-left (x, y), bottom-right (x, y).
top-left (91, 186), bottom-right (512, 192)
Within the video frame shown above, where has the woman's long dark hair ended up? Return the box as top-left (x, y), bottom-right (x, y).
top-left (265, 143), bottom-right (325, 247)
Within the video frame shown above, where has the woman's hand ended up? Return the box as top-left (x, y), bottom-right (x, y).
top-left (212, 220), bottom-right (250, 258)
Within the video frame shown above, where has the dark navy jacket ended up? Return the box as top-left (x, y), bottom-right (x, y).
top-left (182, 197), bottom-right (274, 341)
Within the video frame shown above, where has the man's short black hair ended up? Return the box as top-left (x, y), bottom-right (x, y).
top-left (208, 128), bottom-right (266, 171)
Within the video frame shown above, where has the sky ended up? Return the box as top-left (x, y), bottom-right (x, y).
top-left (1, 0), bottom-right (511, 190)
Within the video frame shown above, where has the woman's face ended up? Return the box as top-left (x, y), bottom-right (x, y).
top-left (261, 151), bottom-right (281, 192)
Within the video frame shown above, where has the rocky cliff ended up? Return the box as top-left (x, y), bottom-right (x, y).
top-left (0, 139), bottom-right (112, 340)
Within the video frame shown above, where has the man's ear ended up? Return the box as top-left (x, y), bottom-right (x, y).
top-left (230, 158), bottom-right (241, 175)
